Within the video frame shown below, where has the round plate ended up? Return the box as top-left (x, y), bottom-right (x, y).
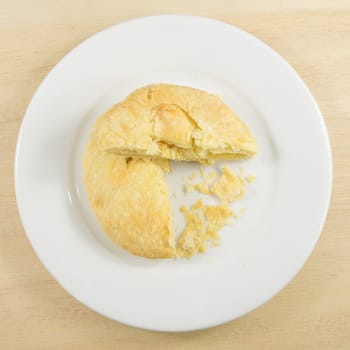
top-left (15, 15), bottom-right (332, 332)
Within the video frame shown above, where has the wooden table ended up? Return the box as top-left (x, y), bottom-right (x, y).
top-left (1, 1), bottom-right (349, 349)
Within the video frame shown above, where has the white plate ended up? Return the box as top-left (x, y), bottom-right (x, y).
top-left (15, 15), bottom-right (332, 332)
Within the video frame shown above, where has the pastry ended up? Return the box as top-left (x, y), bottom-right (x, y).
top-left (83, 84), bottom-right (257, 259)
top-left (83, 127), bottom-right (175, 258)
top-left (177, 199), bottom-right (233, 258)
top-left (93, 84), bottom-right (257, 163)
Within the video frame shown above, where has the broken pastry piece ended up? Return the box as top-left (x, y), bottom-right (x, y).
top-left (83, 126), bottom-right (175, 259)
top-left (211, 167), bottom-right (246, 202)
top-left (177, 167), bottom-right (252, 257)
top-left (185, 167), bottom-right (249, 202)
top-left (93, 84), bottom-right (257, 163)
top-left (177, 200), bottom-right (233, 258)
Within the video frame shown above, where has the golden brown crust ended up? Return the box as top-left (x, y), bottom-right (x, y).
top-left (94, 84), bottom-right (257, 163)
top-left (83, 127), bottom-right (175, 258)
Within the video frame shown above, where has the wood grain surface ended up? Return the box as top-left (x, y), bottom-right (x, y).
top-left (1, 1), bottom-right (349, 349)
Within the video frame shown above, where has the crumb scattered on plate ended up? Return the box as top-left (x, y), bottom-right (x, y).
top-left (210, 167), bottom-right (246, 202)
top-left (245, 174), bottom-right (256, 183)
top-left (184, 167), bottom-right (253, 202)
top-left (184, 169), bottom-right (217, 194)
top-left (178, 167), bottom-right (256, 257)
top-left (176, 199), bottom-right (233, 258)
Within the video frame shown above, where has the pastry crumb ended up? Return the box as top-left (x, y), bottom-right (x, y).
top-left (178, 167), bottom-right (254, 258)
top-left (184, 168), bottom-right (217, 195)
top-left (176, 200), bottom-right (233, 258)
top-left (185, 167), bottom-right (247, 202)
top-left (191, 198), bottom-right (203, 210)
top-left (210, 167), bottom-right (246, 202)
top-left (245, 174), bottom-right (256, 183)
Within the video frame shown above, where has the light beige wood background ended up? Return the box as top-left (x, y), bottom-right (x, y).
top-left (1, 1), bottom-right (349, 349)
